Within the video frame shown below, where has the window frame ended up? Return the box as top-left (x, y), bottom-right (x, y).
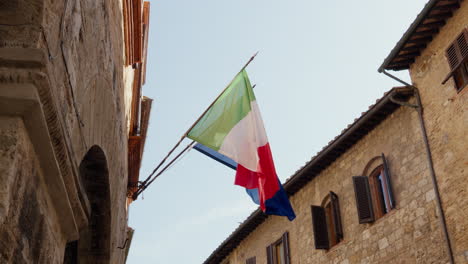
top-left (353, 153), bottom-right (395, 224)
top-left (368, 165), bottom-right (391, 219)
top-left (311, 191), bottom-right (343, 250)
top-left (266, 232), bottom-right (290, 264)
top-left (452, 61), bottom-right (468, 92)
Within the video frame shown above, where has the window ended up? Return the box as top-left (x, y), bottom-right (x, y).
top-left (369, 165), bottom-right (391, 218)
top-left (442, 28), bottom-right (468, 92)
top-left (246, 256), bottom-right (256, 264)
top-left (311, 192), bottom-right (343, 250)
top-left (353, 153), bottom-right (395, 223)
top-left (266, 232), bottom-right (290, 264)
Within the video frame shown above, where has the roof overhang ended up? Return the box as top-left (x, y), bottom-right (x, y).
top-left (203, 87), bottom-right (415, 264)
top-left (379, 0), bottom-right (463, 72)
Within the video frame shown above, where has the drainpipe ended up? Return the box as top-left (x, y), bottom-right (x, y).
top-left (380, 69), bottom-right (455, 264)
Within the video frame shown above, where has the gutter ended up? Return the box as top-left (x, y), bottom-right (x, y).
top-left (379, 69), bottom-right (455, 264)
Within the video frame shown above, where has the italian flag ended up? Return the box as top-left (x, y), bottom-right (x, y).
top-left (188, 70), bottom-right (296, 220)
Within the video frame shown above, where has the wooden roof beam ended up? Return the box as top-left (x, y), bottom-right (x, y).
top-left (419, 21), bottom-right (446, 29)
top-left (396, 51), bottom-right (421, 59)
top-left (413, 29), bottom-right (439, 37)
top-left (406, 36), bottom-right (433, 44)
top-left (433, 3), bottom-right (460, 11)
top-left (389, 66), bottom-right (409, 71)
top-left (388, 60), bottom-right (415, 67)
top-left (401, 44), bottom-right (427, 53)
top-left (387, 62), bottom-right (411, 69)
top-left (426, 12), bottom-right (453, 20)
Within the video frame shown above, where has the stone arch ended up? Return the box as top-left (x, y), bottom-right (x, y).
top-left (361, 156), bottom-right (382, 176)
top-left (65, 145), bottom-right (111, 263)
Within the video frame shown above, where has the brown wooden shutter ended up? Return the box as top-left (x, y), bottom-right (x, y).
top-left (352, 176), bottom-right (375, 223)
top-left (266, 244), bottom-right (273, 264)
top-left (330, 192), bottom-right (343, 240)
top-left (311, 206), bottom-right (329, 249)
top-left (447, 43), bottom-right (460, 69)
top-left (457, 30), bottom-right (468, 60)
top-left (381, 153), bottom-right (395, 209)
top-left (132, 0), bottom-right (143, 63)
top-left (282, 232), bottom-right (290, 264)
top-left (443, 29), bottom-right (468, 83)
top-left (447, 29), bottom-right (468, 69)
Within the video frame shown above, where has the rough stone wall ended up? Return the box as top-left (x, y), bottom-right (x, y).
top-left (0, 117), bottom-right (63, 263)
top-left (0, 0), bottom-right (135, 262)
top-left (408, 3), bottom-right (468, 263)
top-left (223, 104), bottom-right (452, 263)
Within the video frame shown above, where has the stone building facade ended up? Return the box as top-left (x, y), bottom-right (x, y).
top-left (0, 0), bottom-right (151, 263)
top-left (204, 1), bottom-right (467, 263)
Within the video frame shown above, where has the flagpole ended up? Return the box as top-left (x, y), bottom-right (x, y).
top-left (182, 51), bottom-right (259, 138)
top-left (134, 52), bottom-right (259, 199)
top-left (134, 84), bottom-right (257, 199)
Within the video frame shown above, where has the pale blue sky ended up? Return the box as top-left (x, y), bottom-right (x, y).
top-left (128, 1), bottom-right (426, 263)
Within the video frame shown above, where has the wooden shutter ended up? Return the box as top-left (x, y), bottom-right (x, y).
top-left (311, 206), bottom-right (329, 249)
top-left (132, 0), bottom-right (143, 63)
top-left (447, 29), bottom-right (468, 69)
top-left (352, 176), bottom-right (375, 223)
top-left (330, 192), bottom-right (343, 240)
top-left (282, 232), bottom-right (290, 264)
top-left (443, 29), bottom-right (468, 83)
top-left (266, 244), bottom-right (273, 264)
top-left (381, 153), bottom-right (396, 209)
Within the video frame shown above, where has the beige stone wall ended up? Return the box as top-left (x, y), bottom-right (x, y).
top-left (224, 104), bottom-right (453, 263)
top-left (409, 3), bottom-right (468, 263)
top-left (0, 0), bottom-right (135, 262)
top-left (0, 117), bottom-right (63, 263)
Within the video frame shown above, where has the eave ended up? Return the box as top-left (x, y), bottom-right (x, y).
top-left (379, 0), bottom-right (463, 72)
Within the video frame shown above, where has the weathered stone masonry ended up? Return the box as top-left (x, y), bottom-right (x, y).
top-left (0, 0), bottom-right (151, 263)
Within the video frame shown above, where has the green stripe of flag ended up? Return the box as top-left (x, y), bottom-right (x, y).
top-left (187, 70), bottom-right (255, 151)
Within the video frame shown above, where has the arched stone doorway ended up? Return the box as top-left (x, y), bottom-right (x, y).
top-left (64, 145), bottom-right (111, 263)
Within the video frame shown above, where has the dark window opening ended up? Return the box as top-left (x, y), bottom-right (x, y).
top-left (63, 241), bottom-right (78, 264)
top-left (452, 61), bottom-right (468, 91)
